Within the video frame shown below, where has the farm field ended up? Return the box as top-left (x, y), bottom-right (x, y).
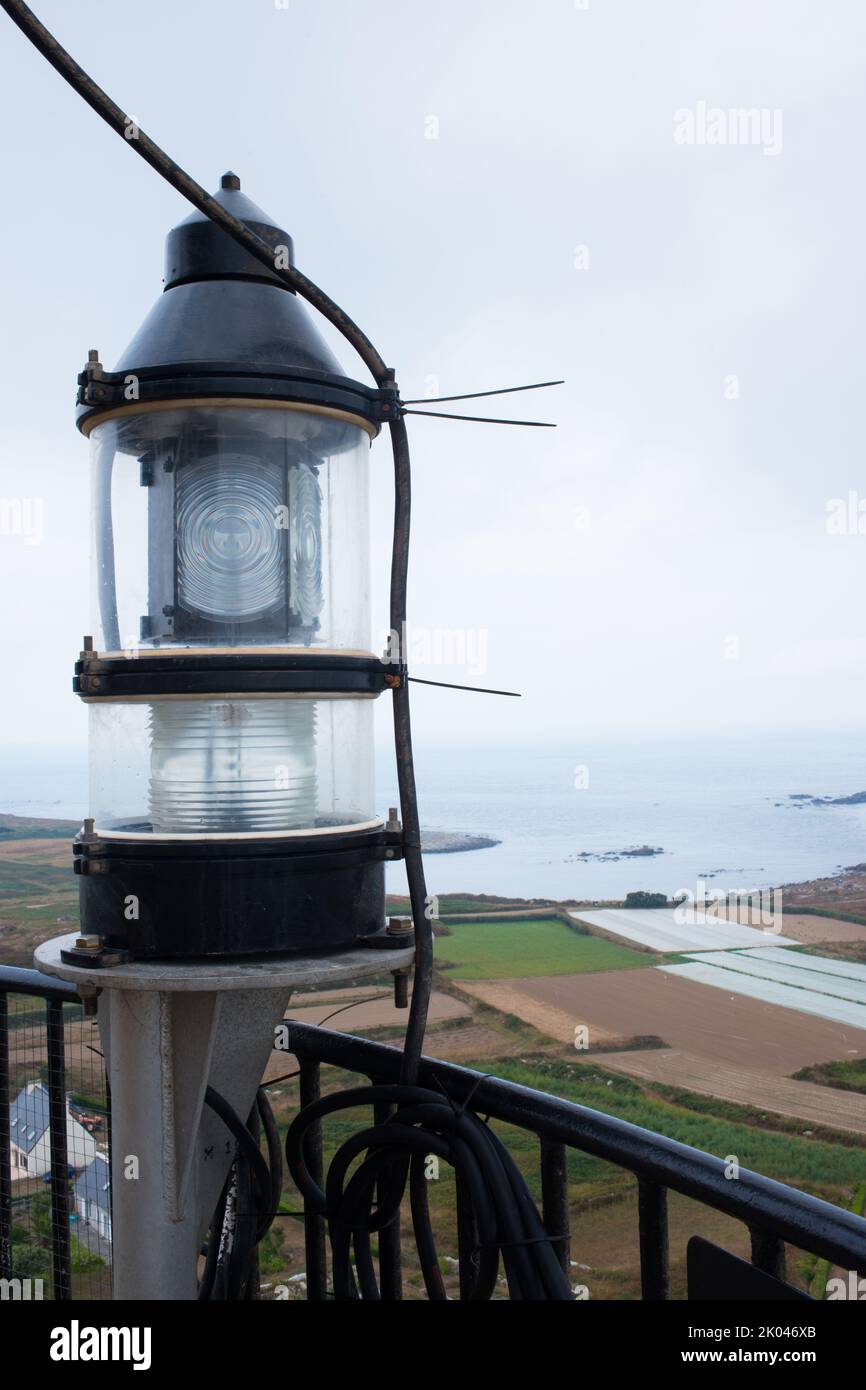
top-left (455, 980), bottom-right (624, 1047)
top-left (586, 1048), bottom-right (866, 1135)
top-left (500, 967), bottom-right (866, 1073)
top-left (0, 824), bottom-right (78, 966)
top-left (282, 988), bottom-right (469, 1036)
top-left (723, 910), bottom-right (866, 947)
top-left (434, 915), bottom-right (649, 980)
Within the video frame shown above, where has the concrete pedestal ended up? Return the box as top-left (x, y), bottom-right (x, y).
top-left (35, 935), bottom-right (413, 1300)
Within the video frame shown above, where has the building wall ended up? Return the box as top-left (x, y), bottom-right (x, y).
top-left (10, 1108), bottom-right (97, 1180)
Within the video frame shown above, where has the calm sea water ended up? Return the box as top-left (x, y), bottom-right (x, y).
top-left (382, 732), bottom-right (866, 901)
top-left (2, 732), bottom-right (865, 902)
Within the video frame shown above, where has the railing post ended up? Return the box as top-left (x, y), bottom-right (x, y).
top-left (750, 1226), bottom-right (786, 1282)
top-left (540, 1138), bottom-right (570, 1275)
top-left (0, 993), bottom-right (11, 1281)
top-left (46, 998), bottom-right (71, 1300)
top-left (299, 1057), bottom-right (327, 1300)
top-left (638, 1178), bottom-right (669, 1300)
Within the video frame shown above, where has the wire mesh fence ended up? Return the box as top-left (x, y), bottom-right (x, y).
top-left (1, 988), bottom-right (111, 1300)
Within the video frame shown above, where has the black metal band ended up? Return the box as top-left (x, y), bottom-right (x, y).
top-left (74, 651), bottom-right (404, 699)
top-left (74, 826), bottom-right (401, 958)
top-left (76, 361), bottom-right (400, 435)
top-left (74, 823), bottom-right (402, 868)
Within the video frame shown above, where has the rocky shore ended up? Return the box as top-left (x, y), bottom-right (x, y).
top-left (569, 845), bottom-right (665, 864)
top-left (420, 831), bottom-right (500, 854)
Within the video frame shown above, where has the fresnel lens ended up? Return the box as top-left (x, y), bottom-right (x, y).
top-left (73, 174), bottom-right (399, 957)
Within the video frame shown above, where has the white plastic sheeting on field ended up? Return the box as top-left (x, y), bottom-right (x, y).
top-left (568, 907), bottom-right (796, 954)
top-left (682, 951), bottom-right (866, 1005)
top-left (741, 946), bottom-right (866, 984)
top-left (658, 960), bottom-right (866, 1029)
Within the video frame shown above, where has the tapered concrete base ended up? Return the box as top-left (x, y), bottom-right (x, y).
top-left (35, 935), bottom-right (413, 1300)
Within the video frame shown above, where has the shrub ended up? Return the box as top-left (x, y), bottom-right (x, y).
top-left (623, 891), bottom-right (668, 909)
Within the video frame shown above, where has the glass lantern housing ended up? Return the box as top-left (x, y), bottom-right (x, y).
top-left (88, 403), bottom-right (372, 654)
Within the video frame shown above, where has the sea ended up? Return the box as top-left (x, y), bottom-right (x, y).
top-left (3, 731), bottom-right (866, 903)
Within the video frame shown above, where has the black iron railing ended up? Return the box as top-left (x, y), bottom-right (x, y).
top-left (3, 963), bottom-right (866, 1300)
top-left (287, 1021), bottom-right (866, 1300)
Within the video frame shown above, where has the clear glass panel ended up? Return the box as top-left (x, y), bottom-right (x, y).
top-left (89, 697), bottom-right (376, 836)
top-left (88, 404), bottom-right (371, 652)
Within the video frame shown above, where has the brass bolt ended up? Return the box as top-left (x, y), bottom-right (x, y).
top-left (77, 983), bottom-right (100, 1017)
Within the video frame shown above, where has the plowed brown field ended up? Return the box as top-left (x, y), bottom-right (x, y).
top-left (503, 968), bottom-right (866, 1073)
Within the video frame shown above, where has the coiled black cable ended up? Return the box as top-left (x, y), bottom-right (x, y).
top-left (199, 1086), bottom-right (283, 1301)
top-left (286, 1083), bottom-right (573, 1301)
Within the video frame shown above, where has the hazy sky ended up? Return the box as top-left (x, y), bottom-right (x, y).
top-left (1, 0), bottom-right (866, 754)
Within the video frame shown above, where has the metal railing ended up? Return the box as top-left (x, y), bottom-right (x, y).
top-left (3, 963), bottom-right (866, 1300)
top-left (287, 1022), bottom-right (866, 1300)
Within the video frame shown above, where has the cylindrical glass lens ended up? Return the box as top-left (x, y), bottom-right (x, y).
top-left (149, 701), bottom-right (317, 833)
top-left (175, 454), bottom-right (292, 621)
top-left (88, 697), bottom-right (376, 837)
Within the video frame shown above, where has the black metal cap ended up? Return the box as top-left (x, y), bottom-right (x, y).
top-left (75, 175), bottom-right (384, 435)
top-left (163, 171), bottom-right (296, 291)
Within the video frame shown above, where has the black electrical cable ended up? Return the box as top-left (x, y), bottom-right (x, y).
top-left (285, 1084), bottom-right (573, 1301)
top-left (199, 1086), bottom-right (283, 1301)
top-left (0, 1), bottom-right (388, 383)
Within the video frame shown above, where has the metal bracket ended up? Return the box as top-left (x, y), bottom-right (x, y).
top-left (374, 385), bottom-right (402, 424)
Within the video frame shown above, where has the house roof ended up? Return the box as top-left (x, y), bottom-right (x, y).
top-left (74, 1151), bottom-right (111, 1213)
top-left (9, 1081), bottom-right (50, 1154)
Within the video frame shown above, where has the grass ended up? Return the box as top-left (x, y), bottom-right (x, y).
top-left (433, 915), bottom-right (649, 980)
top-left (793, 1058), bottom-right (866, 1095)
top-left (0, 845), bottom-right (78, 965)
top-left (490, 1057), bottom-right (866, 1192)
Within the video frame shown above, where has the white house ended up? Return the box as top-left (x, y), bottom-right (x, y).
top-left (74, 1151), bottom-right (111, 1243)
top-left (8, 1081), bottom-right (96, 1180)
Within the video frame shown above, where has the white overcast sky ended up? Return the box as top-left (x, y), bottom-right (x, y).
top-left (1, 0), bottom-right (865, 753)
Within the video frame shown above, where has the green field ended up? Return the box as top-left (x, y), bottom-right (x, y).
top-left (434, 915), bottom-right (649, 980)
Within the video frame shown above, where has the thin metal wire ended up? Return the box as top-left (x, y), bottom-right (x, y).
top-left (403, 409), bottom-right (556, 428)
top-left (402, 379), bottom-right (564, 405)
top-left (408, 677), bottom-right (521, 697)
